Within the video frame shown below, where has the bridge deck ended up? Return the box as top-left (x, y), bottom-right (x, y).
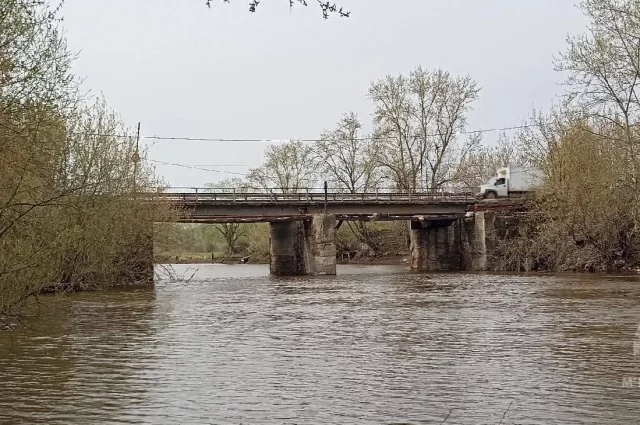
top-left (152, 188), bottom-right (476, 223)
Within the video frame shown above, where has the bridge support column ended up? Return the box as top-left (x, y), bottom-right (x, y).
top-left (410, 219), bottom-right (462, 272)
top-left (466, 211), bottom-right (497, 271)
top-left (269, 214), bottom-right (336, 276)
top-left (307, 213), bottom-right (337, 275)
top-left (270, 221), bottom-right (306, 276)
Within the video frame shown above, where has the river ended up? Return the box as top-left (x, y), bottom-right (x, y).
top-left (2, 265), bottom-right (640, 424)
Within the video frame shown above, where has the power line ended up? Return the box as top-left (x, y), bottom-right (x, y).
top-left (148, 159), bottom-right (246, 176)
top-left (63, 121), bottom-right (555, 143)
top-left (146, 122), bottom-right (555, 176)
top-left (68, 132), bottom-right (135, 139)
top-left (459, 123), bottom-right (548, 135)
top-left (139, 122), bottom-right (541, 142)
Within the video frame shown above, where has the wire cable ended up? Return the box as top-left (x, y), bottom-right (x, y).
top-left (148, 159), bottom-right (247, 176)
top-left (140, 123), bottom-right (549, 142)
top-left (62, 121), bottom-right (556, 143)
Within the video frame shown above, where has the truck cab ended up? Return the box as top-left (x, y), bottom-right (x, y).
top-left (478, 173), bottom-right (507, 199)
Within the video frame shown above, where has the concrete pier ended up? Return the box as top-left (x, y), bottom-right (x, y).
top-left (409, 219), bottom-right (462, 272)
top-left (464, 211), bottom-right (522, 271)
top-left (269, 214), bottom-right (337, 276)
top-left (469, 212), bottom-right (494, 271)
top-left (269, 221), bottom-right (306, 276)
top-left (409, 211), bottom-right (524, 272)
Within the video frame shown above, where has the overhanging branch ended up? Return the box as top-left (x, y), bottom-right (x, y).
top-left (205, 0), bottom-right (350, 18)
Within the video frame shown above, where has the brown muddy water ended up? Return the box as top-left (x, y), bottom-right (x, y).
top-left (2, 265), bottom-right (640, 424)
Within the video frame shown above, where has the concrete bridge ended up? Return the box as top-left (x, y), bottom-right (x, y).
top-left (152, 187), bottom-right (517, 276)
top-left (154, 187), bottom-right (472, 223)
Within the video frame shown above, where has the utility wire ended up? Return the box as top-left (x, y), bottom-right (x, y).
top-left (140, 123), bottom-right (549, 142)
top-left (63, 121), bottom-right (555, 143)
top-left (459, 123), bottom-right (549, 135)
top-left (145, 122), bottom-right (556, 175)
top-left (148, 159), bottom-right (247, 176)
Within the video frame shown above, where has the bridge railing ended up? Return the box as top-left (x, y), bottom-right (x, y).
top-left (150, 186), bottom-right (476, 203)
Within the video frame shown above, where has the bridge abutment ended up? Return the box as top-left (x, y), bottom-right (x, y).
top-left (269, 214), bottom-right (337, 276)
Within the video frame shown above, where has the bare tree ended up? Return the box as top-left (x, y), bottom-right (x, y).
top-left (205, 178), bottom-right (248, 256)
top-left (314, 112), bottom-right (384, 253)
top-left (368, 74), bottom-right (415, 191)
top-left (495, 0), bottom-right (640, 272)
top-left (247, 141), bottom-right (318, 192)
top-left (314, 112), bottom-right (380, 192)
top-left (369, 67), bottom-right (480, 191)
top-left (556, 0), bottom-right (640, 222)
top-left (453, 133), bottom-right (520, 188)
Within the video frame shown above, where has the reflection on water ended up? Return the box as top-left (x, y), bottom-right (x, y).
top-left (2, 265), bottom-right (640, 424)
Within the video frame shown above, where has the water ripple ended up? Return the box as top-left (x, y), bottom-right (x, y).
top-left (1, 265), bottom-right (640, 424)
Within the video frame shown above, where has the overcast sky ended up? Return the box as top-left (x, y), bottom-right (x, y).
top-left (61, 0), bottom-right (587, 187)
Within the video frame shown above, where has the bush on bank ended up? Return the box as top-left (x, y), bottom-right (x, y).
top-left (0, 1), bottom-right (171, 322)
top-left (493, 120), bottom-right (640, 272)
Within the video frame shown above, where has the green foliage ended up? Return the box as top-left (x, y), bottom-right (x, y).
top-left (336, 221), bottom-right (409, 258)
top-left (204, 178), bottom-right (250, 255)
top-left (496, 120), bottom-right (640, 271)
top-left (246, 223), bottom-right (271, 262)
top-left (155, 223), bottom-right (254, 260)
top-left (0, 0), bottom-right (172, 322)
top-left (491, 0), bottom-right (640, 272)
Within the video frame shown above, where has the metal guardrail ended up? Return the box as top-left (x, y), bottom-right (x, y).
top-left (148, 187), bottom-right (476, 203)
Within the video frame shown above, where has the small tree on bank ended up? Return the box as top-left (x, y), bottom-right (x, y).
top-left (205, 178), bottom-right (249, 256)
top-left (0, 1), bottom-right (170, 324)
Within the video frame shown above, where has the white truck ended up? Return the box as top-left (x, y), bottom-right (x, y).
top-left (476, 166), bottom-right (544, 199)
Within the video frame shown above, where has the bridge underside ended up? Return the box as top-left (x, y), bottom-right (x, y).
top-left (267, 215), bottom-right (464, 276)
top-left (172, 201), bottom-right (469, 224)
top-left (178, 213), bottom-right (464, 223)
top-left (409, 219), bottom-right (462, 271)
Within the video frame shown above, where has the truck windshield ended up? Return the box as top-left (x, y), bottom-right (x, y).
top-left (485, 177), bottom-right (497, 185)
